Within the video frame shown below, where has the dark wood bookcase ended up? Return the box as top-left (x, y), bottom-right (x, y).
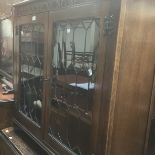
top-left (13, 0), bottom-right (121, 155)
top-left (11, 0), bottom-right (155, 155)
top-left (11, 0), bottom-right (140, 155)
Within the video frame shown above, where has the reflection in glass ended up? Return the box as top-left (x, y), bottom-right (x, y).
top-left (19, 23), bottom-right (44, 126)
top-left (49, 18), bottom-right (99, 155)
top-left (0, 19), bottom-right (13, 77)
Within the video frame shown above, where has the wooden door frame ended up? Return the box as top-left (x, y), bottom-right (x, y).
top-left (13, 12), bottom-right (49, 140)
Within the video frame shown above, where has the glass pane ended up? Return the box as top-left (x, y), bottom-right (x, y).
top-left (49, 18), bottom-right (99, 155)
top-left (0, 19), bottom-right (13, 77)
top-left (19, 23), bottom-right (44, 126)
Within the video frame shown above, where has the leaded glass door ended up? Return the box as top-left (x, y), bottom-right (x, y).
top-left (14, 13), bottom-right (48, 138)
top-left (46, 5), bottom-right (100, 155)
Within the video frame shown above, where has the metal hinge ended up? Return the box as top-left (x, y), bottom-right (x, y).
top-left (104, 15), bottom-right (115, 36)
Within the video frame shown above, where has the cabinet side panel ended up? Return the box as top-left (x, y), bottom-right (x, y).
top-left (110, 0), bottom-right (155, 155)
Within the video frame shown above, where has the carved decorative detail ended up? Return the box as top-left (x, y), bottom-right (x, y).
top-left (14, 0), bottom-right (97, 16)
top-left (104, 15), bottom-right (115, 36)
top-left (61, 0), bottom-right (72, 8)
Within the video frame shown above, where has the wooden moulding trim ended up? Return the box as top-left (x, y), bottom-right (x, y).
top-left (0, 132), bottom-right (21, 155)
top-left (105, 0), bottom-right (127, 155)
top-left (14, 0), bottom-right (97, 17)
top-left (13, 119), bottom-right (55, 155)
top-left (144, 70), bottom-right (155, 155)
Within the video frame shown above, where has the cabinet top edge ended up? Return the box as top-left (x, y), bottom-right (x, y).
top-left (13, 0), bottom-right (99, 17)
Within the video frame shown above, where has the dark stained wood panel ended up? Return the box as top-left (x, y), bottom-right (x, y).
top-left (0, 104), bottom-right (13, 129)
top-left (109, 0), bottom-right (155, 155)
